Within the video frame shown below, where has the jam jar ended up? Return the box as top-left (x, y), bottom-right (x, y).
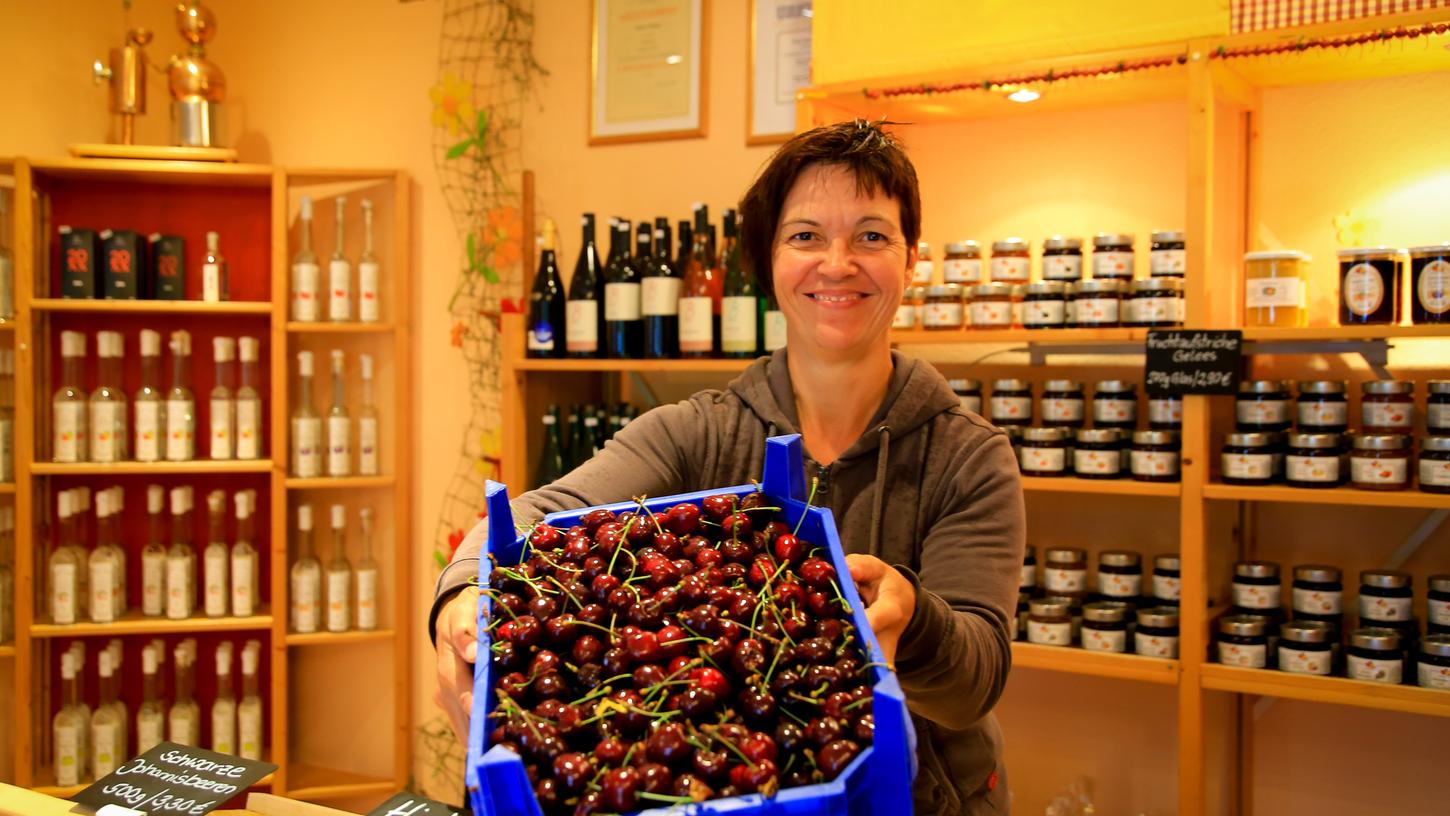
top-left (1296, 380), bottom-right (1349, 433)
top-left (1081, 601), bottom-right (1132, 653)
top-left (1043, 547), bottom-right (1088, 599)
top-left (1149, 230), bottom-right (1186, 277)
top-left (1127, 277), bottom-right (1183, 328)
top-left (1236, 380), bottom-right (1292, 433)
top-left (1093, 380), bottom-right (1138, 429)
top-left (1023, 281), bottom-right (1068, 328)
top-left (950, 378), bottom-right (983, 415)
top-left (1361, 380), bottom-right (1414, 435)
top-left (1152, 554), bottom-right (1181, 606)
top-left (1291, 565), bottom-right (1344, 631)
top-left (1428, 575), bottom-right (1450, 635)
top-left (912, 241), bottom-right (935, 285)
top-left (910, 285), bottom-right (928, 327)
top-left (1278, 620), bottom-right (1335, 676)
top-left (1003, 425), bottom-right (1024, 461)
top-left (1244, 250), bottom-right (1310, 328)
top-left (1015, 592), bottom-right (1031, 640)
top-left (1418, 634), bottom-right (1450, 689)
top-left (990, 238), bottom-right (1031, 284)
top-left (1218, 615), bottom-right (1270, 668)
top-left (1135, 607), bottom-right (1180, 658)
top-left (969, 282), bottom-right (1014, 329)
top-left (1350, 434), bottom-right (1411, 491)
top-left (1096, 550), bottom-right (1143, 604)
top-left (1338, 246), bottom-right (1403, 325)
top-left (1410, 243), bottom-right (1450, 324)
top-left (1009, 285), bottom-right (1026, 328)
top-left (1021, 545), bottom-right (1037, 594)
top-left (1422, 436), bottom-right (1450, 494)
top-left (922, 284), bottom-right (965, 330)
top-left (1131, 431), bottom-right (1181, 482)
top-left (893, 287), bottom-right (917, 329)
top-left (1428, 380), bottom-right (1450, 435)
top-left (1027, 598), bottom-right (1074, 646)
top-left (1233, 561), bottom-right (1283, 618)
top-left (1285, 433), bottom-right (1346, 488)
top-left (1348, 628), bottom-right (1404, 684)
top-left (1092, 233), bottom-right (1135, 280)
top-left (1072, 279), bottom-right (1123, 327)
top-left (1041, 379), bottom-right (1086, 428)
top-left (1222, 432), bottom-right (1275, 485)
top-left (1074, 429), bottom-right (1124, 479)
top-left (1359, 570), bottom-right (1413, 627)
top-left (1041, 236), bottom-right (1084, 282)
top-left (1148, 394), bottom-right (1183, 431)
top-left (1019, 427), bottom-right (1069, 477)
top-left (989, 379), bottom-right (1033, 427)
top-left (943, 241), bottom-right (984, 286)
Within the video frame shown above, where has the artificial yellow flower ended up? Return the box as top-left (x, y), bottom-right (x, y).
top-left (430, 72), bottom-right (477, 137)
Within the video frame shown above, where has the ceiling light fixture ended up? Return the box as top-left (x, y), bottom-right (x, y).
top-left (1008, 88), bottom-right (1041, 103)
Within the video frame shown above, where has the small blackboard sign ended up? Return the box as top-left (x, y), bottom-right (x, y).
top-left (367, 792), bottom-right (463, 816)
top-left (1144, 330), bottom-right (1243, 395)
top-left (72, 741), bottom-right (276, 815)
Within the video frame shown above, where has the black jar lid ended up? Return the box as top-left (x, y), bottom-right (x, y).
top-left (1154, 554), bottom-right (1180, 571)
top-left (1026, 281), bottom-right (1069, 296)
top-left (1023, 426), bottom-right (1067, 443)
top-left (1281, 620), bottom-right (1334, 644)
top-left (1151, 230), bottom-right (1186, 243)
top-left (1225, 432), bottom-right (1273, 448)
top-left (1045, 547), bottom-right (1086, 564)
top-left (1076, 428), bottom-right (1123, 445)
top-left (1239, 379), bottom-right (1290, 395)
top-left (1099, 550), bottom-right (1141, 568)
top-left (1426, 379), bottom-right (1450, 395)
top-left (1043, 236), bottom-right (1082, 251)
top-left (1083, 601), bottom-right (1132, 623)
top-left (1220, 615), bottom-right (1268, 637)
top-left (1043, 379), bottom-right (1083, 392)
top-left (992, 238), bottom-right (1029, 253)
top-left (1421, 634), bottom-right (1450, 659)
top-left (1093, 232), bottom-right (1134, 247)
top-left (1353, 434), bottom-right (1409, 451)
top-left (1337, 246), bottom-right (1401, 261)
top-left (1029, 598), bottom-right (1072, 617)
top-left (1130, 277), bottom-right (1182, 294)
top-left (1350, 627), bottom-right (1402, 651)
top-left (1430, 575), bottom-right (1450, 593)
top-left (1297, 380), bottom-right (1346, 395)
top-left (1133, 430), bottom-right (1179, 446)
top-left (1293, 564), bottom-right (1341, 583)
top-left (947, 378), bottom-right (982, 392)
top-left (1235, 561), bottom-right (1280, 579)
top-left (1095, 379), bottom-right (1136, 394)
top-left (1360, 569), bottom-right (1411, 589)
top-left (992, 378), bottom-right (1030, 392)
top-left (1138, 607), bottom-right (1180, 628)
top-left (1287, 433), bottom-right (1341, 449)
top-left (1362, 380), bottom-right (1413, 395)
top-left (1408, 242), bottom-right (1450, 258)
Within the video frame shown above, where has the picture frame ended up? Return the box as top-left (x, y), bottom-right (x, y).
top-left (747, 0), bottom-right (812, 144)
top-left (590, 0), bottom-right (709, 145)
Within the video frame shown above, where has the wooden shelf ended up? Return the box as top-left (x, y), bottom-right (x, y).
top-left (0, 482), bottom-right (14, 494)
top-left (285, 475), bottom-right (396, 490)
top-left (285, 763), bottom-right (394, 801)
top-left (285, 628), bottom-right (396, 646)
top-left (30, 298), bottom-right (272, 315)
top-left (1204, 482), bottom-right (1450, 509)
top-left (0, 644), bottom-right (15, 658)
top-left (1242, 324), bottom-right (1450, 342)
top-left (30, 607), bottom-right (273, 638)
top-left (27, 156), bottom-right (274, 186)
top-left (1201, 664), bottom-right (1450, 718)
top-left (287, 321), bottom-right (396, 334)
top-left (510, 357), bottom-right (755, 373)
top-left (1022, 475), bottom-right (1180, 497)
top-left (891, 327), bottom-right (1150, 345)
top-left (1012, 642), bottom-right (1180, 685)
top-left (31, 460), bottom-right (273, 476)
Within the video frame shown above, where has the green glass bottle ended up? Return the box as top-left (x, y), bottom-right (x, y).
top-left (535, 405), bottom-right (565, 487)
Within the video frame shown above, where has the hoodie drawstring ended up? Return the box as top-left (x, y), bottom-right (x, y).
top-left (868, 424), bottom-right (891, 559)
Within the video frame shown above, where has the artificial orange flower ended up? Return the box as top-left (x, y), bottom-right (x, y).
top-left (482, 205), bottom-right (523, 270)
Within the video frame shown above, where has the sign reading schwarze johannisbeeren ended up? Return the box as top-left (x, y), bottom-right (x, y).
top-left (1145, 330), bottom-right (1243, 395)
top-left (72, 741), bottom-right (276, 815)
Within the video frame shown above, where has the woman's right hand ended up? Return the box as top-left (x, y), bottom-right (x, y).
top-left (433, 586), bottom-right (481, 743)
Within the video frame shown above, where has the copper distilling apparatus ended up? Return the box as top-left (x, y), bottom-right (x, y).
top-left (167, 0), bottom-right (227, 147)
top-left (92, 26), bottom-right (154, 145)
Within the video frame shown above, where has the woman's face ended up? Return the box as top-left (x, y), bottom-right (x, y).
top-left (772, 163), bottom-right (913, 356)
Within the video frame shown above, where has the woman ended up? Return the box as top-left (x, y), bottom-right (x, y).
top-left (432, 120), bottom-right (1024, 814)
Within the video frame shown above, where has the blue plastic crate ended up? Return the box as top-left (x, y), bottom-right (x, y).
top-left (466, 434), bottom-right (917, 816)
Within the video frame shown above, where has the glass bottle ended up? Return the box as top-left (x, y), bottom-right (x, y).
top-left (721, 210), bottom-right (759, 358)
top-left (290, 503), bottom-right (321, 633)
top-left (49, 489), bottom-right (82, 625)
top-left (205, 337), bottom-right (235, 460)
top-left (358, 198), bottom-right (381, 323)
top-left (680, 204), bottom-right (718, 358)
top-left (565, 213), bottom-right (602, 358)
top-left (291, 196), bottom-right (320, 322)
top-left (329, 196), bottom-right (352, 322)
top-left (291, 351), bottom-right (322, 478)
top-left (325, 504), bottom-right (352, 633)
top-left (356, 507), bottom-right (379, 631)
top-left (101, 640), bottom-right (128, 761)
top-left (87, 487), bottom-right (122, 623)
top-left (141, 484), bottom-right (166, 617)
top-left (106, 488), bottom-right (127, 617)
top-left (0, 348), bottom-right (13, 482)
top-left (53, 651), bottom-right (85, 786)
top-left (565, 407), bottom-right (588, 473)
top-left (0, 191), bottom-right (11, 320)
top-left (166, 486), bottom-right (196, 620)
top-left (52, 330), bottom-right (87, 463)
top-left (211, 642), bottom-right (236, 755)
top-left (89, 330), bottom-right (127, 463)
top-left (90, 648), bottom-right (124, 778)
top-left (135, 641), bottom-right (167, 754)
top-left (763, 292), bottom-right (787, 353)
top-left (326, 350), bottom-right (351, 477)
top-left (164, 330), bottom-right (195, 462)
top-left (642, 217), bottom-right (679, 359)
top-left (203, 489), bottom-right (229, 618)
top-left (358, 354), bottom-right (379, 476)
top-left (231, 490), bottom-right (259, 617)
top-left (603, 219), bottom-right (643, 358)
top-left (202, 231), bottom-right (229, 302)
top-left (0, 506), bottom-right (13, 643)
top-left (168, 640), bottom-right (199, 746)
top-left (133, 329), bottom-right (165, 463)
top-left (535, 405), bottom-right (565, 488)
top-left (237, 640), bottom-right (263, 760)
top-left (527, 217), bottom-right (566, 358)
top-left (66, 643), bottom-right (93, 775)
top-left (235, 337), bottom-right (262, 460)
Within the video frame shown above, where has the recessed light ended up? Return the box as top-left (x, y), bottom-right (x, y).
top-left (1008, 88), bottom-right (1041, 103)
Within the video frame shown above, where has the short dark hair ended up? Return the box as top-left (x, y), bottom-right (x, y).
top-left (738, 120), bottom-right (921, 299)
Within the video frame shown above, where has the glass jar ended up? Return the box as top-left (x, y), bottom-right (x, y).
top-left (1043, 547), bottom-right (1088, 599)
top-left (1019, 427), bottom-right (1069, 477)
top-left (910, 285), bottom-right (928, 327)
top-left (1418, 634), bottom-right (1450, 689)
top-left (1131, 430), bottom-right (1181, 482)
top-left (1291, 565), bottom-right (1344, 628)
top-left (1148, 394), bottom-right (1183, 431)
top-left (912, 241), bottom-right (935, 285)
top-left (1072, 279), bottom-right (1123, 327)
top-left (942, 241), bottom-right (984, 286)
top-left (1041, 236), bottom-right (1084, 282)
top-left (969, 282), bottom-right (1014, 329)
top-left (1338, 247), bottom-right (1403, 326)
top-left (1096, 551), bottom-right (1143, 603)
top-left (1081, 601), bottom-right (1132, 653)
top-left (1218, 615), bottom-right (1270, 668)
top-left (1092, 380), bottom-right (1137, 429)
top-left (1350, 434), bottom-right (1411, 491)
top-left (893, 287), bottom-right (917, 329)
top-left (1009, 285), bottom-right (1026, 328)
top-left (1021, 545), bottom-right (1037, 594)
top-left (1023, 281), bottom-right (1068, 328)
top-left (1429, 575), bottom-right (1450, 634)
top-left (1359, 570), bottom-right (1413, 626)
top-left (1278, 620), bottom-right (1335, 676)
top-left (1427, 380), bottom-right (1450, 435)
top-left (1015, 591), bottom-right (1031, 641)
top-left (1285, 432), bottom-right (1346, 488)
top-left (1233, 561), bottom-right (1283, 617)
top-left (1135, 607), bottom-right (1180, 658)
top-left (922, 284), bottom-right (965, 330)
top-left (1222, 432), bottom-right (1275, 485)
top-left (1041, 379), bottom-right (1086, 429)
top-left (1150, 230), bottom-right (1186, 277)
top-left (1296, 380), bottom-right (1349, 433)
top-left (1027, 597), bottom-right (1074, 646)
top-left (1003, 425), bottom-right (1024, 461)
top-left (1361, 380), bottom-right (1415, 435)
top-left (1091, 233), bottom-right (1135, 280)
top-left (1347, 628), bottom-right (1404, 684)
top-left (1236, 380), bottom-right (1292, 433)
top-left (990, 238), bottom-right (1031, 284)
top-left (1127, 277), bottom-right (1184, 328)
top-left (949, 378), bottom-right (983, 415)
top-left (1409, 243), bottom-right (1450, 324)
top-left (1423, 436), bottom-right (1450, 494)
top-left (1244, 250), bottom-right (1310, 328)
top-left (1074, 429), bottom-right (1124, 479)
top-left (989, 379), bottom-right (1033, 427)
top-left (1152, 554), bottom-right (1181, 606)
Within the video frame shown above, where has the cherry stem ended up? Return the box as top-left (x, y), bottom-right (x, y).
top-left (793, 477), bottom-right (820, 537)
top-left (544, 575), bottom-right (584, 609)
top-left (842, 695), bottom-right (872, 712)
top-left (779, 706), bottom-right (809, 726)
top-left (637, 792), bottom-right (694, 805)
top-left (632, 496), bottom-right (664, 535)
top-left (701, 725), bottom-right (757, 768)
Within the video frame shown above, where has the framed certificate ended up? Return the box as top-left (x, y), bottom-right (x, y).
top-left (748, 0), bottom-right (812, 144)
top-left (590, 0), bottom-right (709, 145)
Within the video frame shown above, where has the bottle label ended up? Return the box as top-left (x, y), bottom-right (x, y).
top-left (134, 401), bottom-right (161, 461)
top-left (1075, 448), bottom-right (1119, 475)
top-left (293, 261), bottom-right (320, 321)
top-left (1121, 299), bottom-right (1139, 326)
top-left (142, 551), bottom-right (165, 616)
top-left (603, 281), bottom-right (642, 321)
top-left (231, 551), bottom-right (256, 617)
top-left (1416, 259), bottom-right (1450, 314)
top-left (292, 571), bottom-right (320, 633)
top-left (1419, 661), bottom-right (1450, 689)
top-left (1019, 446), bottom-right (1065, 473)
top-left (1092, 251), bottom-right (1134, 279)
top-left (1045, 567), bottom-right (1086, 594)
top-left (1218, 641), bottom-right (1267, 668)
top-left (1027, 620), bottom-right (1072, 646)
top-left (1428, 597), bottom-right (1450, 626)
top-left (911, 260), bottom-right (934, 285)
top-left (1421, 457), bottom-right (1450, 488)
top-left (1298, 399), bottom-right (1346, 428)
top-left (1343, 263), bottom-right (1385, 316)
top-left (327, 416), bottom-right (352, 477)
top-left (1042, 255), bottom-right (1081, 281)
top-left (93, 721), bottom-right (120, 777)
top-left (1286, 454), bottom-right (1339, 483)
top-left (1131, 449), bottom-right (1179, 477)
top-left (1099, 572), bottom-right (1141, 598)
top-left (1093, 398), bottom-right (1136, 425)
top-left (527, 319), bottom-right (556, 351)
top-left (327, 571), bottom-right (351, 632)
top-left (168, 707), bottom-right (198, 745)
top-left (721, 296), bottom-right (758, 353)
top-left (1232, 581), bottom-right (1280, 610)
top-left (210, 397), bottom-right (234, 460)
top-left (53, 402), bottom-right (84, 462)
top-left (641, 277), bottom-right (682, 316)
top-left (942, 258), bottom-right (983, 284)
top-left (922, 301), bottom-right (963, 328)
top-left (1236, 398), bottom-right (1288, 426)
top-left (51, 563), bottom-right (77, 624)
top-left (1136, 295), bottom-right (1179, 323)
top-left (958, 396), bottom-right (982, 415)
top-left (892, 303), bottom-right (915, 329)
top-left (1362, 401), bottom-right (1413, 430)
top-left (988, 395), bottom-right (1031, 424)
top-left (211, 703), bottom-right (236, 755)
top-left (1292, 586), bottom-right (1342, 615)
top-left (88, 401), bottom-right (122, 463)
top-left (1351, 455), bottom-right (1408, 486)
top-left (1279, 647), bottom-right (1332, 676)
top-left (1076, 297), bottom-right (1120, 324)
top-left (1428, 403), bottom-right (1450, 431)
top-left (329, 259), bottom-right (352, 320)
top-left (1021, 563), bottom-right (1036, 590)
top-left (357, 567), bottom-right (379, 630)
top-left (237, 398), bottom-right (261, 460)
top-left (89, 561), bottom-right (115, 622)
top-left (1081, 627), bottom-right (1127, 653)
top-left (1360, 593), bottom-right (1412, 622)
top-left (990, 256), bottom-right (1030, 282)
top-left (165, 398), bottom-right (195, 461)
top-left (359, 260), bottom-right (381, 322)
top-left (764, 311), bottom-right (787, 351)
top-left (1149, 398), bottom-right (1182, 426)
top-left (565, 299), bottom-right (599, 351)
top-left (1347, 653), bottom-right (1402, 684)
top-left (1244, 276), bottom-right (1302, 307)
top-left (293, 417), bottom-right (322, 478)
top-left (166, 557), bottom-right (193, 619)
top-left (678, 296), bottom-right (713, 351)
top-left (1042, 397), bottom-right (1084, 423)
top-left (1153, 574), bottom-right (1180, 602)
top-left (239, 709), bottom-right (263, 760)
top-left (969, 300), bottom-right (1012, 327)
top-left (1223, 452), bottom-right (1273, 479)
top-left (54, 723), bottom-right (80, 785)
top-left (204, 547), bottom-right (229, 617)
top-left (1024, 300), bottom-right (1066, 326)
top-left (203, 262), bottom-right (222, 303)
top-left (359, 417), bottom-right (379, 476)
top-left (137, 713), bottom-right (164, 754)
top-left (1151, 248), bottom-right (1186, 276)
top-left (1136, 631), bottom-right (1179, 658)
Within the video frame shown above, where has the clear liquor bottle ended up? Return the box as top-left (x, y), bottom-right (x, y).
top-left (202, 231), bottom-right (229, 302)
top-left (102, 639), bottom-right (128, 758)
top-left (49, 490), bottom-right (82, 624)
top-left (358, 354), bottom-right (379, 476)
top-left (168, 639), bottom-right (199, 746)
top-left (53, 651), bottom-right (85, 786)
top-left (291, 351), bottom-right (322, 478)
top-left (87, 487), bottom-right (122, 623)
top-left (0, 190), bottom-right (12, 320)
top-left (165, 486), bottom-right (196, 620)
top-left (90, 647), bottom-right (124, 778)
top-left (358, 198), bottom-right (381, 323)
top-left (141, 484), bottom-right (167, 616)
top-left (88, 331), bottom-right (127, 463)
top-left (292, 196), bottom-right (320, 321)
top-left (64, 643), bottom-right (93, 777)
top-left (325, 504), bottom-right (352, 633)
top-left (164, 330), bottom-right (195, 462)
top-left (329, 196), bottom-right (352, 322)
top-left (209, 337), bottom-right (236, 460)
top-left (135, 641), bottom-right (167, 754)
top-left (290, 504), bottom-right (321, 633)
top-left (52, 330), bottom-right (87, 462)
top-left (202, 489), bottom-right (229, 618)
top-left (106, 488), bottom-right (127, 616)
top-left (355, 507), bottom-right (379, 631)
top-left (235, 337), bottom-right (262, 460)
top-left (326, 350), bottom-right (351, 477)
top-left (0, 348), bottom-right (13, 481)
top-left (211, 642), bottom-right (236, 755)
top-left (0, 506), bottom-right (13, 643)
top-left (231, 489), bottom-right (259, 617)
top-left (133, 329), bottom-right (165, 463)
top-left (237, 640), bottom-right (263, 760)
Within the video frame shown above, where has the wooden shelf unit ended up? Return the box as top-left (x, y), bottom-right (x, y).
top-left (30, 608), bottom-right (274, 639)
top-left (1199, 665), bottom-right (1450, 719)
top-left (31, 460), bottom-right (273, 476)
top-left (30, 298), bottom-right (273, 315)
top-left (1011, 642), bottom-right (1180, 685)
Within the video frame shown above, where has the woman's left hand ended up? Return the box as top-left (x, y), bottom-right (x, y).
top-left (846, 554), bottom-right (917, 667)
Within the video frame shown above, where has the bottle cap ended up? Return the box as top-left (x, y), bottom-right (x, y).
top-left (169, 330), bottom-right (191, 357)
top-left (171, 486), bottom-right (191, 515)
top-left (239, 337), bottom-right (259, 363)
top-left (360, 354), bottom-right (373, 380)
top-left (140, 329), bottom-right (162, 357)
top-left (213, 336), bottom-right (236, 362)
top-left (300, 196), bottom-right (313, 220)
top-left (360, 506), bottom-right (373, 527)
top-left (96, 489), bottom-right (111, 519)
top-left (208, 489), bottom-right (226, 514)
top-left (61, 652), bottom-right (76, 679)
top-left (148, 484), bottom-right (165, 514)
top-left (98, 331), bottom-right (123, 358)
top-left (298, 350), bottom-right (314, 377)
top-left (99, 650), bottom-right (114, 677)
top-left (207, 231), bottom-right (220, 252)
top-left (58, 489), bottom-right (74, 519)
top-left (298, 504), bottom-right (313, 531)
top-left (361, 198), bottom-right (373, 215)
top-left (242, 644), bottom-right (258, 674)
top-left (235, 490), bottom-right (252, 520)
top-left (331, 349), bottom-right (344, 370)
top-left (142, 644), bottom-right (157, 674)
top-left (216, 642), bottom-right (232, 674)
top-left (60, 330), bottom-right (85, 357)
top-left (332, 504), bottom-right (345, 529)
top-left (335, 195), bottom-right (347, 214)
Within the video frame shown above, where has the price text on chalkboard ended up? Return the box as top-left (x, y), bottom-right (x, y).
top-left (368, 791), bottom-right (463, 816)
top-left (1144, 330), bottom-right (1243, 395)
top-left (72, 741), bottom-right (276, 816)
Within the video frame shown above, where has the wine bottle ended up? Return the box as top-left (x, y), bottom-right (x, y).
top-left (141, 485), bottom-right (166, 616)
top-left (135, 641), bottom-right (167, 755)
top-left (526, 218), bottom-right (566, 358)
top-left (764, 292), bottom-right (787, 352)
top-left (355, 507), bottom-right (379, 631)
top-left (53, 651), bottom-right (85, 786)
top-left (566, 214), bottom-right (602, 358)
top-left (325, 504), bottom-right (352, 633)
top-left (165, 486), bottom-right (196, 621)
top-left (168, 640), bottom-right (199, 746)
top-left (235, 338), bottom-right (261, 460)
top-left (290, 504), bottom-right (321, 633)
top-left (237, 641), bottom-right (263, 760)
top-left (358, 354), bottom-right (380, 476)
top-left (604, 219), bottom-right (643, 358)
top-left (566, 406), bottom-right (591, 471)
top-left (91, 644), bottom-right (125, 777)
top-left (87, 487), bottom-right (120, 623)
top-left (720, 210), bottom-right (759, 357)
top-left (231, 490), bottom-right (259, 617)
top-left (642, 217), bottom-right (679, 359)
top-left (536, 405), bottom-right (565, 488)
top-left (679, 205), bottom-right (716, 358)
top-left (291, 351), bottom-right (322, 478)
top-left (49, 490), bottom-right (82, 625)
top-left (202, 489), bottom-right (229, 618)
top-left (326, 350), bottom-right (351, 477)
top-left (292, 197), bottom-right (320, 322)
top-left (202, 231), bottom-right (229, 303)
top-left (210, 642), bottom-right (236, 755)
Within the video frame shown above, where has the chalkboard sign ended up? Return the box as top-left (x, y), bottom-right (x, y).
top-left (1144, 330), bottom-right (1243, 395)
top-left (72, 741), bottom-right (276, 816)
top-left (367, 791), bottom-right (463, 816)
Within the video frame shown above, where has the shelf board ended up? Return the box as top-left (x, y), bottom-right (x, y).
top-left (1200, 664), bottom-right (1450, 718)
top-left (510, 357), bottom-right (755, 373)
top-left (287, 321), bottom-right (396, 334)
top-left (31, 607), bottom-right (273, 638)
top-left (0, 482), bottom-right (14, 494)
top-left (0, 644), bottom-right (15, 658)
top-left (891, 327), bottom-right (1149, 345)
top-left (285, 628), bottom-right (396, 646)
top-left (32, 460), bottom-right (274, 476)
top-left (28, 156), bottom-right (274, 186)
top-left (1021, 475), bottom-right (1180, 497)
top-left (30, 298), bottom-right (272, 315)
top-left (1012, 642), bottom-right (1179, 685)
top-left (1242, 324), bottom-right (1450, 342)
top-left (1204, 482), bottom-right (1450, 509)
top-left (285, 475), bottom-right (395, 489)
top-left (285, 763), bottom-right (394, 801)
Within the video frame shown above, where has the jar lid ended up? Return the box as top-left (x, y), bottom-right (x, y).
top-left (1407, 242), bottom-right (1450, 257)
top-left (1137, 607), bottom-right (1179, 628)
top-left (1011, 284), bottom-right (1027, 296)
top-left (1235, 560), bottom-right (1280, 579)
top-left (1293, 564), bottom-right (1341, 583)
top-left (1238, 379), bottom-right (1290, 395)
top-left (1045, 547), bottom-right (1086, 564)
top-left (1362, 379), bottom-right (1413, 395)
top-left (1075, 279), bottom-right (1123, 295)
top-left (1099, 550), bottom-right (1141, 568)
top-left (1225, 432), bottom-right (1272, 448)
top-left (1043, 236), bottom-right (1083, 251)
top-left (1429, 575), bottom-right (1450, 593)
top-left (1083, 601), bottom-right (1132, 623)
top-left (917, 241), bottom-right (932, 259)
top-left (1220, 615), bottom-right (1268, 637)
top-left (1350, 627), bottom-right (1402, 651)
top-left (945, 240), bottom-right (980, 254)
top-left (1095, 379), bottom-right (1136, 394)
top-left (1024, 426), bottom-right (1067, 442)
top-left (1029, 598), bottom-right (1072, 617)
top-left (926, 284), bottom-right (963, 298)
top-left (1243, 250), bottom-right (1311, 262)
top-left (1360, 569), bottom-right (1410, 589)
top-left (1133, 430), bottom-right (1180, 446)
top-left (992, 238), bottom-right (1029, 253)
top-left (1287, 432), bottom-right (1341, 449)
top-left (1352, 434), bottom-right (1409, 451)
top-left (1337, 246), bottom-right (1402, 260)
top-left (1093, 232), bottom-right (1134, 247)
top-left (1075, 428), bottom-right (1121, 444)
top-left (1297, 380), bottom-right (1346, 395)
top-left (971, 282), bottom-right (1014, 297)
top-left (1130, 277), bottom-right (1182, 293)
top-left (1420, 634), bottom-right (1450, 659)
top-left (909, 286), bottom-right (928, 298)
top-left (1154, 554), bottom-right (1180, 571)
top-left (992, 378), bottom-right (1030, 391)
top-left (1151, 230), bottom-right (1186, 243)
top-left (947, 378), bottom-right (982, 392)
top-left (1017, 591), bottom-right (1031, 605)
top-left (1280, 620), bottom-right (1333, 644)
top-left (1427, 379), bottom-right (1450, 394)
top-left (1024, 544), bottom-right (1035, 559)
top-left (1422, 436), bottom-right (1450, 452)
top-left (1025, 281), bottom-right (1068, 295)
top-left (1150, 393), bottom-right (1182, 402)
top-left (1043, 379), bottom-right (1083, 392)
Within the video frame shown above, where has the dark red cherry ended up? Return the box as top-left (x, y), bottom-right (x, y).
top-left (600, 767), bottom-right (641, 812)
top-left (722, 511), bottom-right (753, 538)
top-left (818, 739), bottom-right (861, 779)
top-left (552, 752), bottom-right (592, 793)
top-left (799, 557), bottom-right (837, 589)
top-left (728, 758), bottom-right (778, 793)
top-left (638, 761), bottom-right (673, 794)
top-left (853, 713), bottom-right (876, 743)
top-left (678, 686), bottom-right (718, 719)
top-left (663, 502), bottom-right (702, 535)
top-left (645, 722), bottom-right (689, 766)
top-left (731, 638), bottom-right (767, 676)
top-left (632, 663), bottom-right (666, 690)
top-left (672, 773), bottom-right (714, 801)
top-left (528, 524), bottom-right (564, 551)
top-left (737, 688), bottom-right (777, 724)
top-left (594, 736), bottom-right (627, 764)
top-left (701, 494), bottom-right (736, 520)
top-left (624, 630), bottom-right (662, 663)
top-left (658, 625), bottom-right (689, 660)
top-left (526, 595), bottom-right (558, 620)
top-left (807, 716), bottom-right (845, 746)
top-left (741, 732), bottom-right (778, 764)
top-left (544, 613), bottom-right (578, 644)
top-left (689, 666), bottom-right (731, 698)
top-left (691, 749), bottom-right (728, 782)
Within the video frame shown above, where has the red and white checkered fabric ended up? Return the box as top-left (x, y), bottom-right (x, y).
top-left (1231, 0), bottom-right (1448, 32)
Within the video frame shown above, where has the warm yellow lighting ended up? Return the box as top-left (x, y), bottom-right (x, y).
top-left (665, 54), bottom-right (683, 65)
top-left (1008, 88), bottom-right (1041, 103)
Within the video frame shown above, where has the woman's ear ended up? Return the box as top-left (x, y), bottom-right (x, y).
top-left (904, 242), bottom-right (918, 285)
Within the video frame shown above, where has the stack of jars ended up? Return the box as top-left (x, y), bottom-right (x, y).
top-left (1214, 560), bottom-right (1450, 689)
top-left (1221, 378), bottom-right (1450, 493)
top-left (1241, 242), bottom-right (1450, 328)
top-left (1018, 546), bottom-right (1183, 658)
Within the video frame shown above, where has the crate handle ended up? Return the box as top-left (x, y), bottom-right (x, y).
top-left (483, 480), bottom-right (524, 566)
top-left (762, 433), bottom-right (806, 502)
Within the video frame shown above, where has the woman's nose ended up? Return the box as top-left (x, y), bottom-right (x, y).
top-left (819, 238), bottom-right (855, 279)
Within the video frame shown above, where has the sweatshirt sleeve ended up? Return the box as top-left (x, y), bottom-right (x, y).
top-left (428, 398), bottom-right (708, 645)
top-left (891, 431), bottom-right (1024, 730)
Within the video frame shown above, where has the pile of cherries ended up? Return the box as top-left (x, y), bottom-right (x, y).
top-left (484, 492), bottom-right (876, 815)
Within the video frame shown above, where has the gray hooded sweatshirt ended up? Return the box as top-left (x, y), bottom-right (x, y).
top-left (432, 349), bottom-right (1025, 815)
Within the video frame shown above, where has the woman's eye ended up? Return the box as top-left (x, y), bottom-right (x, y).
top-left (789, 231), bottom-right (816, 242)
top-left (860, 231), bottom-right (885, 243)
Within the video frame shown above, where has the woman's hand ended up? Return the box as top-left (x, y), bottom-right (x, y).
top-left (433, 586), bottom-right (481, 743)
top-left (846, 554), bottom-right (917, 667)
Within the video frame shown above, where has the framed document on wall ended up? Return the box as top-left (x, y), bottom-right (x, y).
top-left (748, 0), bottom-right (812, 144)
top-left (591, 0), bottom-right (709, 145)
